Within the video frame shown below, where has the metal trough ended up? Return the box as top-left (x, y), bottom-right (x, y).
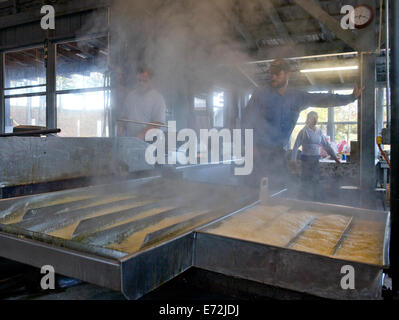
top-left (0, 177), bottom-right (390, 300)
top-left (196, 198), bottom-right (390, 300)
top-left (0, 177), bottom-right (257, 299)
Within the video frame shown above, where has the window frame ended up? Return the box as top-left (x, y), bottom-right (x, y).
top-left (289, 89), bottom-right (359, 149)
top-left (2, 45), bottom-right (47, 132)
top-left (0, 35), bottom-right (110, 136)
top-left (212, 90), bottom-right (225, 128)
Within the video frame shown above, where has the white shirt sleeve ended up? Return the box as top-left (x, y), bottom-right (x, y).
top-left (151, 93), bottom-right (166, 124)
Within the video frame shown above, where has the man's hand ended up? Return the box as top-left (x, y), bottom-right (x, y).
top-left (353, 83), bottom-right (365, 99)
top-left (334, 158), bottom-right (341, 164)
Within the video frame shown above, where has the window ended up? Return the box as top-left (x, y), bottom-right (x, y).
top-left (290, 91), bottom-right (328, 149)
top-left (57, 91), bottom-right (108, 137)
top-left (333, 89), bottom-right (357, 145)
top-left (4, 47), bottom-right (46, 133)
top-left (290, 90), bottom-right (358, 150)
top-left (245, 92), bottom-right (252, 106)
top-left (194, 96), bottom-right (207, 110)
top-left (56, 37), bottom-right (109, 137)
top-left (335, 123), bottom-right (357, 144)
top-left (213, 91), bottom-right (224, 128)
top-left (382, 87), bottom-right (388, 127)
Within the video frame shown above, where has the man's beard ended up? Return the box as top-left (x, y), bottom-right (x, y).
top-left (270, 80), bottom-right (286, 89)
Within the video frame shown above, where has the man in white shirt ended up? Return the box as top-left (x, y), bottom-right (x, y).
top-left (118, 66), bottom-right (166, 140)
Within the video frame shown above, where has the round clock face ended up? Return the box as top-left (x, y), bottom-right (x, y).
top-left (354, 5), bottom-right (374, 29)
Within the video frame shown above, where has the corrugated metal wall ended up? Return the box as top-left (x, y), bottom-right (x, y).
top-left (0, 8), bottom-right (108, 51)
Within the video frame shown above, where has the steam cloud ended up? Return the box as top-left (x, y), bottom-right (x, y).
top-left (110, 0), bottom-right (254, 97)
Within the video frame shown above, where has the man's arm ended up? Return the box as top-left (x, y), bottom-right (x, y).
top-left (299, 83), bottom-right (364, 110)
top-left (136, 122), bottom-right (165, 140)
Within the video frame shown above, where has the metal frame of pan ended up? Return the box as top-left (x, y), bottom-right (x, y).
top-left (194, 198), bottom-right (390, 300)
top-left (0, 182), bottom-right (391, 300)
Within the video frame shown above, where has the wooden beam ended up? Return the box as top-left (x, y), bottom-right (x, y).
top-left (64, 42), bottom-right (100, 59)
top-left (253, 17), bottom-right (336, 42)
top-left (237, 65), bottom-right (259, 88)
top-left (252, 39), bottom-right (350, 61)
top-left (292, 0), bottom-right (358, 50)
top-left (213, 0), bottom-right (259, 50)
top-left (6, 52), bottom-right (29, 66)
top-left (258, 0), bottom-right (294, 45)
top-left (57, 46), bottom-right (86, 62)
top-left (20, 50), bottom-right (45, 64)
top-left (312, 0), bottom-right (335, 41)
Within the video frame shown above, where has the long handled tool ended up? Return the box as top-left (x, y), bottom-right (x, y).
top-left (117, 119), bottom-right (169, 128)
top-left (0, 129), bottom-right (61, 137)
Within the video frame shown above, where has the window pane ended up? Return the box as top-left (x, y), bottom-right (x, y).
top-left (5, 96), bottom-right (46, 132)
top-left (297, 91), bottom-right (329, 123)
top-left (213, 91), bottom-right (224, 107)
top-left (4, 47), bottom-right (47, 132)
top-left (349, 124), bottom-right (357, 142)
top-left (335, 124), bottom-right (357, 145)
top-left (194, 97), bottom-right (206, 109)
top-left (56, 37), bottom-right (109, 137)
top-left (245, 93), bottom-right (252, 105)
top-left (297, 108), bottom-right (328, 123)
top-left (213, 91), bottom-right (224, 127)
top-left (56, 38), bottom-right (108, 91)
top-left (383, 88), bottom-right (387, 123)
top-left (213, 108), bottom-right (224, 127)
top-left (333, 89), bottom-right (358, 122)
top-left (5, 48), bottom-right (46, 89)
top-left (57, 92), bottom-right (108, 137)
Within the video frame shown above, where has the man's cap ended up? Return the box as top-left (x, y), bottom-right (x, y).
top-left (269, 59), bottom-right (291, 74)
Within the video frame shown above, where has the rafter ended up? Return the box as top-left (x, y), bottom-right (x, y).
top-left (258, 0), bottom-right (294, 45)
top-left (292, 0), bottom-right (358, 50)
top-left (213, 0), bottom-right (259, 50)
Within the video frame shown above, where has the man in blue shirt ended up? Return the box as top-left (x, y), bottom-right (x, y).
top-left (242, 59), bottom-right (364, 189)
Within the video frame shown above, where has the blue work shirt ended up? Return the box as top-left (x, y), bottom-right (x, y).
top-left (242, 85), bottom-right (357, 148)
